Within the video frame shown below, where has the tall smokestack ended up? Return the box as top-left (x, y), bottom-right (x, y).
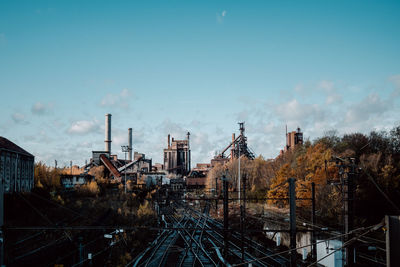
top-left (231, 133), bottom-right (235, 160)
top-left (187, 132), bottom-right (191, 173)
top-left (168, 134), bottom-right (171, 149)
top-left (105, 114), bottom-right (112, 153)
top-left (128, 128), bottom-right (132, 161)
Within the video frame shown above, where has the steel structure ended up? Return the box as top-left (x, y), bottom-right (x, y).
top-left (216, 122), bottom-right (255, 161)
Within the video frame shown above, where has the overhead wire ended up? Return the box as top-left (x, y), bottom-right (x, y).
top-left (306, 221), bottom-right (385, 267)
top-left (360, 164), bottom-right (400, 214)
top-left (231, 222), bottom-right (384, 267)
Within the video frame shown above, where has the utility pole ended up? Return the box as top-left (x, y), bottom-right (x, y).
top-left (346, 161), bottom-right (355, 267)
top-left (222, 175), bottom-right (229, 260)
top-left (78, 236), bottom-right (83, 267)
top-left (311, 182), bottom-right (317, 261)
top-left (0, 163), bottom-right (4, 267)
top-left (331, 157), bottom-right (357, 266)
top-left (337, 158), bottom-right (355, 267)
top-left (215, 176), bottom-right (218, 212)
top-left (121, 146), bottom-right (129, 194)
top-left (386, 215), bottom-right (400, 267)
top-left (289, 178), bottom-right (297, 267)
top-left (241, 174), bottom-right (247, 262)
top-left (238, 133), bottom-right (241, 206)
top-left (70, 160), bottom-right (72, 175)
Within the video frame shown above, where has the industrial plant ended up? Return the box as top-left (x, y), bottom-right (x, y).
top-left (0, 114), bottom-right (397, 267)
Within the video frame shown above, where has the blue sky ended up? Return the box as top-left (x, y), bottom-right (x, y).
top-left (1, 0), bottom-right (400, 167)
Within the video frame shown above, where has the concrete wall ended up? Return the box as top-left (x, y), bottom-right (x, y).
top-left (317, 239), bottom-right (343, 267)
top-left (263, 219), bottom-right (312, 255)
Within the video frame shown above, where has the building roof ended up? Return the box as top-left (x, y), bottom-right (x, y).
top-left (0, 136), bottom-right (34, 157)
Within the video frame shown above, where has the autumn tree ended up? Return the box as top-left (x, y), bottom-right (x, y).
top-left (34, 162), bottom-right (61, 190)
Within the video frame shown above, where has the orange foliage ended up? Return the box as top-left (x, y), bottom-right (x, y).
top-left (267, 143), bottom-right (335, 207)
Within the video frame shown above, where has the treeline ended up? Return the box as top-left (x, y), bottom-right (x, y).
top-left (34, 163), bottom-right (105, 195)
top-left (206, 125), bottom-right (400, 226)
top-left (34, 162), bottom-right (61, 190)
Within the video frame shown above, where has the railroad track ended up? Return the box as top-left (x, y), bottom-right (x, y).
top-left (132, 202), bottom-right (290, 267)
top-left (187, 207), bottom-right (289, 266)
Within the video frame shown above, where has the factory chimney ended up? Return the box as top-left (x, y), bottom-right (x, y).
top-left (187, 132), bottom-right (191, 173)
top-left (128, 128), bottom-right (133, 161)
top-left (105, 114), bottom-right (112, 153)
top-left (168, 134), bottom-right (171, 149)
top-left (231, 133), bottom-right (235, 160)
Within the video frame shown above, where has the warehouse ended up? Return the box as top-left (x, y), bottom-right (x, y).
top-left (0, 137), bottom-right (34, 193)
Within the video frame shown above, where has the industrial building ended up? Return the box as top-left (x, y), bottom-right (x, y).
top-left (86, 114), bottom-right (153, 183)
top-left (118, 153), bottom-right (152, 184)
top-left (60, 174), bottom-right (94, 189)
top-left (285, 127), bottom-right (303, 151)
top-left (163, 133), bottom-right (191, 176)
top-left (212, 122), bottom-right (255, 166)
top-left (0, 137), bottom-right (34, 193)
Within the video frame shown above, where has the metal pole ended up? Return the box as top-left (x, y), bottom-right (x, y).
top-left (345, 162), bottom-right (355, 266)
top-left (121, 146), bottom-right (129, 194)
top-left (78, 236), bottom-right (83, 266)
top-left (386, 215), bottom-right (400, 267)
top-left (124, 151), bottom-right (127, 194)
top-left (215, 176), bottom-right (218, 212)
top-left (311, 182), bottom-right (317, 261)
top-left (223, 175), bottom-right (229, 260)
top-left (0, 161), bottom-right (4, 267)
top-left (289, 178), bottom-right (297, 267)
top-left (241, 174), bottom-right (246, 262)
top-left (238, 139), bottom-right (241, 206)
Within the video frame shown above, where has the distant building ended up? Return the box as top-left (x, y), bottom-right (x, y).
top-left (144, 172), bottom-right (168, 188)
top-left (153, 163), bottom-right (164, 172)
top-left (61, 174), bottom-right (94, 189)
top-left (118, 155), bottom-right (152, 184)
top-left (163, 133), bottom-right (191, 176)
top-left (211, 157), bottom-right (229, 168)
top-left (0, 137), bottom-right (34, 193)
top-left (170, 178), bottom-right (185, 192)
top-left (193, 163), bottom-right (211, 171)
top-left (285, 127), bottom-right (303, 151)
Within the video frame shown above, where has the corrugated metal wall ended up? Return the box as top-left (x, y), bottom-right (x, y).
top-left (0, 150), bottom-right (34, 193)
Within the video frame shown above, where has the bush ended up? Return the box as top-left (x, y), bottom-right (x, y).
top-left (77, 180), bottom-right (100, 196)
top-left (137, 200), bottom-right (155, 219)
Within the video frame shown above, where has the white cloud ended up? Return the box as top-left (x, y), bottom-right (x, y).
top-left (100, 88), bottom-right (132, 109)
top-left (217, 10), bottom-right (227, 23)
top-left (68, 120), bottom-right (100, 135)
top-left (343, 93), bottom-right (390, 124)
top-left (275, 99), bottom-right (325, 126)
top-left (12, 113), bottom-right (28, 124)
top-left (317, 80), bottom-right (335, 92)
top-left (326, 94), bottom-right (342, 105)
top-left (389, 74), bottom-right (400, 97)
top-left (31, 102), bottom-right (53, 115)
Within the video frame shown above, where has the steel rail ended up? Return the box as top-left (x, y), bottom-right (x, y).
top-left (191, 205), bottom-right (290, 265)
top-left (167, 213), bottom-right (210, 267)
top-left (184, 204), bottom-right (288, 266)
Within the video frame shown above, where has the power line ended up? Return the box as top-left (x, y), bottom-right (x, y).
top-left (307, 221), bottom-right (384, 267)
top-left (361, 164), bottom-right (400, 214)
top-left (13, 235), bottom-right (67, 262)
top-left (232, 222), bottom-right (384, 267)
